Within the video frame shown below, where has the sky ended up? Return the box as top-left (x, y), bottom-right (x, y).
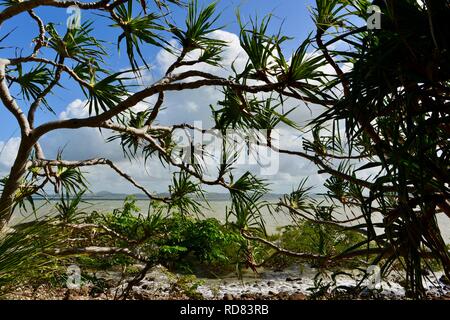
top-left (0, 0), bottom-right (336, 195)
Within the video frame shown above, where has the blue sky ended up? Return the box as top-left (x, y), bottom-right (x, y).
top-left (0, 0), bottom-right (326, 194)
top-left (0, 0), bottom-right (315, 140)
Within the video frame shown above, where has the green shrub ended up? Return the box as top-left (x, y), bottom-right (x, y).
top-left (152, 213), bottom-right (245, 274)
top-left (81, 197), bottom-right (242, 274)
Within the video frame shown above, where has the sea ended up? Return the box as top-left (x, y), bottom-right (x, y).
top-left (10, 199), bottom-right (450, 244)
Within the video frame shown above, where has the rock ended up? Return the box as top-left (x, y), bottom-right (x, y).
top-left (440, 275), bottom-right (450, 286)
top-left (241, 293), bottom-right (261, 299)
top-left (278, 291), bottom-right (289, 299)
top-left (286, 277), bottom-right (302, 282)
top-left (98, 293), bottom-right (107, 299)
top-left (223, 293), bottom-right (234, 300)
top-left (359, 288), bottom-right (371, 299)
top-left (267, 281), bottom-right (275, 287)
top-left (289, 293), bottom-right (306, 300)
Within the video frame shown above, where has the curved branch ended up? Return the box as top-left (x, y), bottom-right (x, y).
top-left (315, 29), bottom-right (350, 97)
top-left (100, 122), bottom-right (229, 188)
top-left (0, 62), bottom-right (31, 135)
top-left (28, 57), bottom-right (65, 127)
top-left (106, 125), bottom-right (225, 185)
top-left (145, 92), bottom-right (164, 126)
top-left (66, 223), bottom-right (138, 244)
top-left (8, 56), bottom-right (91, 89)
top-left (271, 145), bottom-right (375, 189)
top-left (0, 0), bottom-right (111, 24)
top-left (242, 231), bottom-right (389, 262)
top-left (49, 245), bottom-right (147, 262)
top-left (241, 231), bottom-right (328, 260)
top-left (315, 29), bottom-right (384, 148)
top-left (33, 73), bottom-right (327, 139)
top-left (277, 202), bottom-right (368, 230)
top-left (28, 158), bottom-right (169, 202)
top-left (28, 10), bottom-right (46, 57)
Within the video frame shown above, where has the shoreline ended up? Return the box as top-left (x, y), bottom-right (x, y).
top-left (5, 264), bottom-right (450, 300)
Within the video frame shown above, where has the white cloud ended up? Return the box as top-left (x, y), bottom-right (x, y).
top-left (121, 67), bottom-right (155, 88)
top-left (0, 137), bottom-right (20, 173)
top-left (0, 30), bottom-right (335, 195)
top-left (59, 99), bottom-right (88, 120)
top-left (37, 98), bottom-right (176, 193)
top-left (156, 30), bottom-right (248, 77)
top-left (46, 29), bottom-right (326, 194)
top-left (153, 30), bottom-right (250, 127)
top-left (186, 101), bottom-right (199, 113)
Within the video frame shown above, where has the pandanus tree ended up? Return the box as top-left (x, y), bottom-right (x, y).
top-left (285, 0), bottom-right (449, 297)
top-left (0, 0), bottom-right (448, 298)
top-left (267, 0), bottom-right (450, 297)
top-left (305, 0), bottom-right (450, 297)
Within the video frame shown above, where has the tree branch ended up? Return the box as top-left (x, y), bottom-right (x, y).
top-left (277, 202), bottom-right (368, 230)
top-left (49, 246), bottom-right (147, 262)
top-left (28, 10), bottom-right (46, 57)
top-left (269, 145), bottom-right (375, 189)
top-left (100, 121), bottom-right (229, 188)
top-left (8, 56), bottom-right (92, 89)
top-left (0, 0), bottom-right (112, 24)
top-left (0, 62), bottom-right (31, 135)
top-left (33, 72), bottom-right (326, 139)
top-left (28, 158), bottom-right (169, 202)
top-left (66, 223), bottom-right (138, 244)
top-left (28, 57), bottom-right (65, 127)
top-left (242, 231), bottom-right (389, 262)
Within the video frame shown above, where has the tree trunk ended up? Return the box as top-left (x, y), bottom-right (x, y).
top-left (0, 138), bottom-right (34, 230)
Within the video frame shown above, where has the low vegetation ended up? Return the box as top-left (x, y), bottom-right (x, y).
top-left (0, 0), bottom-right (449, 299)
top-left (3, 196), bottom-right (446, 299)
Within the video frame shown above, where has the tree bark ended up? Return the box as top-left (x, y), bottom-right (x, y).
top-left (0, 137), bottom-right (34, 230)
